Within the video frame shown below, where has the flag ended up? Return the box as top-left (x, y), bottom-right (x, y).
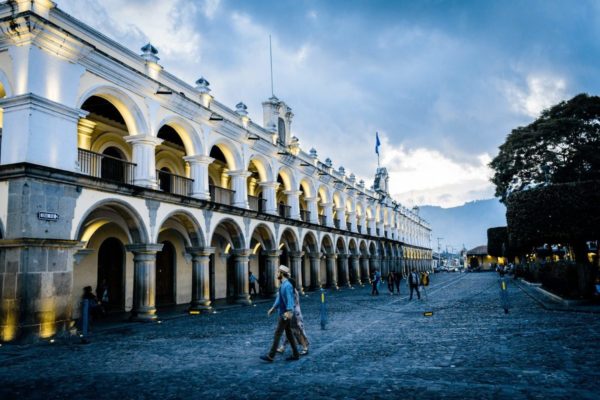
top-left (375, 132), bottom-right (381, 155)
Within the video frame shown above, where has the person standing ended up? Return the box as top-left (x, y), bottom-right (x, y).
top-left (248, 270), bottom-right (258, 298)
top-left (260, 266), bottom-right (300, 362)
top-left (387, 272), bottom-right (395, 295)
top-left (408, 268), bottom-right (421, 300)
top-left (394, 271), bottom-right (402, 295)
top-left (371, 269), bottom-right (380, 296)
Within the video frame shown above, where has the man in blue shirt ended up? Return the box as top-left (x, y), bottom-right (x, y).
top-left (260, 265), bottom-right (300, 362)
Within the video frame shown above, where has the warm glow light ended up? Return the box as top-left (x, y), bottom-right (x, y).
top-left (1, 301), bottom-right (17, 341)
top-left (278, 243), bottom-right (285, 250)
top-left (253, 242), bottom-right (262, 254)
top-left (224, 243), bottom-right (231, 254)
top-left (81, 220), bottom-right (110, 243)
top-left (39, 298), bottom-right (56, 339)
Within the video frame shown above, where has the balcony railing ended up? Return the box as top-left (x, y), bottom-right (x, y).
top-left (333, 218), bottom-right (340, 229)
top-left (300, 209), bottom-right (311, 222)
top-left (367, 227), bottom-right (372, 235)
top-left (376, 228), bottom-right (381, 236)
top-left (347, 222), bottom-right (352, 231)
top-left (319, 215), bottom-right (326, 225)
top-left (157, 169), bottom-right (193, 196)
top-left (78, 148), bottom-right (135, 185)
top-left (248, 195), bottom-right (266, 212)
top-left (209, 184), bottom-right (235, 206)
top-left (278, 204), bottom-right (291, 218)
top-left (357, 224), bottom-right (362, 234)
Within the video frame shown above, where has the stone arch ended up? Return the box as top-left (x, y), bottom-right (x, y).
top-left (335, 236), bottom-right (347, 253)
top-left (75, 199), bottom-right (149, 245)
top-left (208, 137), bottom-right (243, 171)
top-left (332, 191), bottom-right (343, 209)
top-left (90, 132), bottom-right (132, 161)
top-left (299, 177), bottom-right (316, 198)
top-left (276, 165), bottom-right (297, 191)
top-left (369, 241), bottom-right (377, 257)
top-left (156, 115), bottom-right (203, 156)
top-left (348, 238), bottom-right (358, 256)
top-left (247, 153), bottom-right (274, 183)
top-left (250, 223), bottom-right (277, 253)
top-left (359, 240), bottom-right (369, 256)
top-left (301, 231), bottom-right (319, 253)
top-left (318, 184), bottom-right (331, 203)
top-left (77, 84), bottom-right (149, 136)
top-left (278, 228), bottom-right (300, 252)
top-left (154, 210), bottom-right (204, 247)
top-left (320, 234), bottom-right (334, 254)
top-left (209, 218), bottom-right (245, 250)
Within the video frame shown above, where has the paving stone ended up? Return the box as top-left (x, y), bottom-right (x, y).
top-left (0, 273), bottom-right (599, 399)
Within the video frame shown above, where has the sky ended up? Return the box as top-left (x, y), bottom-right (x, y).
top-left (57, 0), bottom-right (600, 208)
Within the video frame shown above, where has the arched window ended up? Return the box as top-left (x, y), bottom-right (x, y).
top-left (278, 117), bottom-right (286, 145)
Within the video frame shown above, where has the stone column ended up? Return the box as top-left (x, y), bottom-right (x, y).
top-left (325, 253), bottom-right (338, 289)
top-left (284, 190), bottom-right (302, 220)
top-left (184, 155), bottom-right (213, 200)
top-left (124, 135), bottom-right (163, 189)
top-left (0, 238), bottom-right (82, 342)
top-left (321, 202), bottom-right (334, 227)
top-left (370, 255), bottom-right (381, 276)
top-left (126, 243), bottom-right (164, 322)
top-left (263, 250), bottom-right (281, 296)
top-left (187, 247), bottom-right (214, 312)
top-left (350, 254), bottom-right (362, 285)
top-left (228, 170), bottom-right (251, 209)
top-left (360, 255), bottom-right (371, 283)
top-left (308, 252), bottom-right (322, 290)
top-left (232, 249), bottom-right (252, 305)
top-left (289, 251), bottom-right (304, 295)
top-left (259, 182), bottom-right (279, 215)
top-left (338, 253), bottom-right (350, 287)
top-left (305, 197), bottom-right (319, 224)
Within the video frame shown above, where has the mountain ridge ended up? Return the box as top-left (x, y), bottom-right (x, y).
top-left (418, 198), bottom-right (507, 252)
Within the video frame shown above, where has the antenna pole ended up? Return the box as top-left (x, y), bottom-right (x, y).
top-left (269, 35), bottom-right (274, 97)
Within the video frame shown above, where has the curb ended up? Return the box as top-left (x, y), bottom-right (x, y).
top-left (515, 279), bottom-right (600, 313)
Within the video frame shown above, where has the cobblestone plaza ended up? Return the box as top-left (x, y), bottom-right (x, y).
top-left (1, 272), bottom-right (598, 399)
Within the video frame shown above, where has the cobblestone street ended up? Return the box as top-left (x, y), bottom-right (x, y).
top-left (1, 273), bottom-right (599, 400)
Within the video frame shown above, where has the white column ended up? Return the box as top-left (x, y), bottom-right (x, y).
top-left (305, 196), bottom-right (319, 224)
top-left (334, 206), bottom-right (345, 229)
top-left (368, 217), bottom-right (376, 235)
top-left (184, 155), bottom-right (213, 200)
top-left (125, 134), bottom-right (163, 189)
top-left (284, 190), bottom-right (302, 220)
top-left (228, 170), bottom-right (251, 209)
top-left (259, 181), bottom-right (279, 215)
top-left (347, 211), bottom-right (356, 232)
top-left (322, 202), bottom-right (334, 227)
top-left (77, 118), bottom-right (96, 150)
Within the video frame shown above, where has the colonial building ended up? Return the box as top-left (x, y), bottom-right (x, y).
top-left (0, 0), bottom-right (432, 342)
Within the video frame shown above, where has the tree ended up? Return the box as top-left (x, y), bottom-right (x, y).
top-left (487, 227), bottom-right (508, 258)
top-left (490, 94), bottom-right (600, 266)
top-left (490, 93), bottom-right (600, 203)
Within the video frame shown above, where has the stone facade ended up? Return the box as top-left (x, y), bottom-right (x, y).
top-left (0, 1), bottom-right (432, 342)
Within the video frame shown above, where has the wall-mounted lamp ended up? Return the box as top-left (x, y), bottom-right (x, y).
top-left (209, 113), bottom-right (224, 121)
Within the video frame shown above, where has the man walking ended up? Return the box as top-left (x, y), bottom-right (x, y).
top-left (394, 271), bottom-right (402, 295)
top-left (260, 266), bottom-right (300, 362)
top-left (408, 268), bottom-right (421, 300)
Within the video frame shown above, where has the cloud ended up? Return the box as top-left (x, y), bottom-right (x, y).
top-left (503, 73), bottom-right (568, 118)
top-left (378, 138), bottom-right (494, 207)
